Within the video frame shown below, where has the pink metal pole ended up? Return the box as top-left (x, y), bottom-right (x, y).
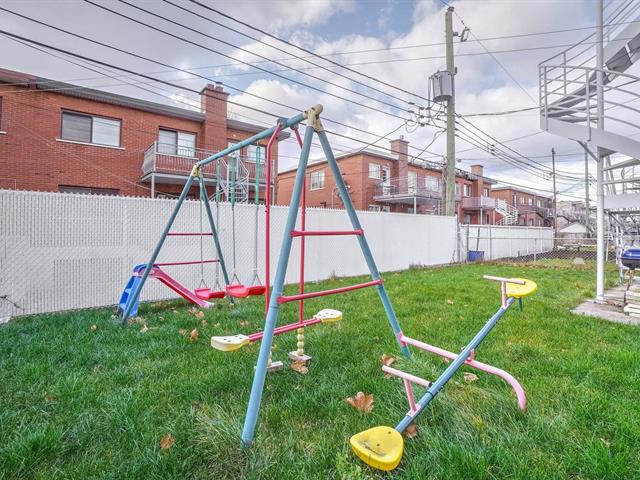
top-left (403, 378), bottom-right (418, 414)
top-left (382, 365), bottom-right (432, 388)
top-left (248, 316), bottom-right (322, 342)
top-left (294, 128), bottom-right (305, 324)
top-left (399, 335), bottom-right (526, 410)
top-left (151, 259), bottom-right (219, 267)
top-left (167, 232), bottom-right (214, 236)
top-left (277, 279), bottom-right (383, 304)
top-left (265, 125), bottom-right (282, 314)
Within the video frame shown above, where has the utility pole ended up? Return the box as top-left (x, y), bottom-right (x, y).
top-left (551, 147), bottom-right (558, 241)
top-left (443, 6), bottom-right (456, 216)
top-left (584, 149), bottom-right (591, 234)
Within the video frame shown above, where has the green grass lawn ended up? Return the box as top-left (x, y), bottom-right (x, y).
top-left (1, 262), bottom-right (639, 479)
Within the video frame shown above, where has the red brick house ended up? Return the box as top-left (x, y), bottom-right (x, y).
top-left (277, 136), bottom-right (500, 224)
top-left (490, 186), bottom-right (553, 226)
top-left (0, 68), bottom-right (288, 199)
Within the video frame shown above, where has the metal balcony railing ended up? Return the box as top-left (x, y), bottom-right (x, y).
top-left (141, 142), bottom-right (267, 183)
top-left (461, 196), bottom-right (498, 209)
top-left (373, 176), bottom-right (444, 200)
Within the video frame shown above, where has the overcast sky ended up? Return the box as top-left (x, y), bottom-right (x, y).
top-left (1, 0), bottom-right (636, 200)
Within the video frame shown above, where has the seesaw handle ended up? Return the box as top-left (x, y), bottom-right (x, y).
top-left (483, 275), bottom-right (526, 308)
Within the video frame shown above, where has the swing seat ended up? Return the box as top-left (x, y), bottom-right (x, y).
top-left (210, 334), bottom-right (250, 351)
top-left (195, 287), bottom-right (226, 300)
top-left (350, 426), bottom-right (404, 471)
top-left (226, 284), bottom-right (266, 298)
top-left (505, 278), bottom-right (537, 298)
top-left (314, 308), bottom-right (343, 322)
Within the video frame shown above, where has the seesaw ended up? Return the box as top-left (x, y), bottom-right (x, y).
top-left (211, 308), bottom-right (343, 352)
top-left (350, 275), bottom-right (537, 471)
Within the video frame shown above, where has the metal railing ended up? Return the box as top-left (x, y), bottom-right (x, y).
top-left (142, 142), bottom-right (218, 177)
top-left (374, 176), bottom-right (462, 200)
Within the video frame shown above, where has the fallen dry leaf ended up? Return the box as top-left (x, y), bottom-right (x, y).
top-left (442, 357), bottom-right (451, 364)
top-left (44, 393), bottom-right (56, 402)
top-left (190, 329), bottom-right (199, 342)
top-left (463, 372), bottom-right (479, 382)
top-left (290, 360), bottom-right (309, 374)
top-left (92, 364), bottom-right (102, 373)
top-left (179, 329), bottom-right (187, 336)
top-left (140, 323), bottom-right (148, 334)
top-left (201, 319), bottom-right (209, 327)
top-left (188, 307), bottom-right (199, 314)
top-left (240, 321), bottom-right (249, 327)
top-left (159, 434), bottom-right (175, 451)
top-left (446, 299), bottom-right (454, 305)
top-left (380, 354), bottom-right (396, 367)
top-left (405, 423), bottom-right (418, 439)
top-left (346, 392), bottom-right (374, 413)
top-left (194, 310), bottom-right (205, 319)
top-left (90, 324), bottom-right (97, 332)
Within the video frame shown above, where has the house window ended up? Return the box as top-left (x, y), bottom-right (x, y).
top-left (158, 129), bottom-right (196, 156)
top-left (0, 96), bottom-right (3, 130)
top-left (310, 170), bottom-right (325, 190)
top-left (512, 194), bottom-right (517, 205)
top-left (58, 185), bottom-right (119, 195)
top-left (381, 205), bottom-right (391, 212)
top-left (408, 171), bottom-right (417, 193)
top-left (368, 204), bottom-right (381, 212)
top-left (425, 176), bottom-right (439, 191)
top-left (463, 214), bottom-right (471, 224)
top-left (463, 184), bottom-right (471, 197)
top-left (483, 187), bottom-right (489, 197)
top-left (369, 163), bottom-right (381, 179)
top-left (520, 196), bottom-right (525, 205)
top-left (455, 183), bottom-right (460, 196)
top-left (61, 111), bottom-right (121, 147)
top-left (528, 198), bottom-right (533, 206)
top-left (247, 144), bottom-right (266, 163)
top-left (529, 218), bottom-right (534, 226)
top-left (537, 199), bottom-right (541, 208)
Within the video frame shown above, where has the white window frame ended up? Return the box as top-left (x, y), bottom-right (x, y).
top-left (381, 205), bottom-right (391, 212)
top-left (463, 184), bottom-right (471, 197)
top-left (425, 176), bottom-right (439, 192)
top-left (528, 197), bottom-right (533, 206)
top-left (158, 128), bottom-right (196, 157)
top-left (520, 196), bottom-right (525, 205)
top-left (369, 163), bottom-right (381, 179)
top-left (368, 204), bottom-right (381, 212)
top-left (536, 199), bottom-right (541, 208)
top-left (408, 171), bottom-right (418, 193)
top-left (61, 111), bottom-right (121, 147)
top-left (455, 183), bottom-right (460, 196)
top-left (483, 187), bottom-right (489, 197)
top-left (310, 170), bottom-right (325, 190)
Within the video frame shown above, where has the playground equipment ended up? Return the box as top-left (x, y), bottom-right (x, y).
top-left (119, 165), bottom-right (232, 324)
top-left (204, 105), bottom-right (409, 447)
top-left (225, 146), bottom-right (266, 299)
top-left (350, 275), bottom-right (537, 471)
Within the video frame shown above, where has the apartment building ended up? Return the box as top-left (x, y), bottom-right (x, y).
top-left (0, 68), bottom-right (288, 199)
top-left (490, 186), bottom-right (554, 226)
top-left (277, 136), bottom-right (504, 224)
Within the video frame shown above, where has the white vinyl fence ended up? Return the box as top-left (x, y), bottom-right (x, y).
top-left (0, 190), bottom-right (555, 318)
top-left (460, 224), bottom-right (554, 261)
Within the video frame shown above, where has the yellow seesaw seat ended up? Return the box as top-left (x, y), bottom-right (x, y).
top-left (210, 334), bottom-right (250, 352)
top-left (350, 426), bottom-right (404, 471)
top-left (506, 278), bottom-right (537, 298)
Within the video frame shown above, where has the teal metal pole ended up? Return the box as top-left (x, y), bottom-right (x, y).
top-left (198, 175), bottom-right (234, 305)
top-left (395, 297), bottom-right (515, 432)
top-left (197, 113), bottom-right (305, 167)
top-left (316, 131), bottom-right (410, 357)
top-left (121, 173), bottom-right (197, 324)
top-left (241, 125), bottom-right (315, 446)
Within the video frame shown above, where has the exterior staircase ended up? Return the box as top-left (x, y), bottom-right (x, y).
top-left (495, 198), bottom-right (519, 225)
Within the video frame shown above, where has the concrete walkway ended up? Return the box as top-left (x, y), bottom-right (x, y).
top-left (571, 284), bottom-right (640, 325)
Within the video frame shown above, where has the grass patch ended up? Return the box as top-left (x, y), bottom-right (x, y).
top-left (1, 262), bottom-right (638, 479)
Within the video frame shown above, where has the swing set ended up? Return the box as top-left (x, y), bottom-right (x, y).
top-left (118, 135), bottom-right (273, 322)
top-left (119, 104), bottom-right (538, 471)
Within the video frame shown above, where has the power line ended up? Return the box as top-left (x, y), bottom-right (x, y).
top-left (80, 1), bottom-right (412, 121)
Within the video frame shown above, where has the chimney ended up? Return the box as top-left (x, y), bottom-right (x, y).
top-left (470, 164), bottom-right (483, 177)
top-left (390, 136), bottom-right (409, 183)
top-left (200, 82), bottom-right (228, 151)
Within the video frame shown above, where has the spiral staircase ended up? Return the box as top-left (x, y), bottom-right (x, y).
top-left (539, 0), bottom-right (640, 295)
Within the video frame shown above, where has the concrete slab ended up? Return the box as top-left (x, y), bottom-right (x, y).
top-left (572, 284), bottom-right (640, 325)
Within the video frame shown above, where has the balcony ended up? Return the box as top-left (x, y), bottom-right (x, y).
top-left (141, 142), bottom-right (267, 187)
top-left (514, 204), bottom-right (553, 217)
top-left (373, 177), bottom-right (449, 205)
top-left (461, 196), bottom-right (499, 210)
